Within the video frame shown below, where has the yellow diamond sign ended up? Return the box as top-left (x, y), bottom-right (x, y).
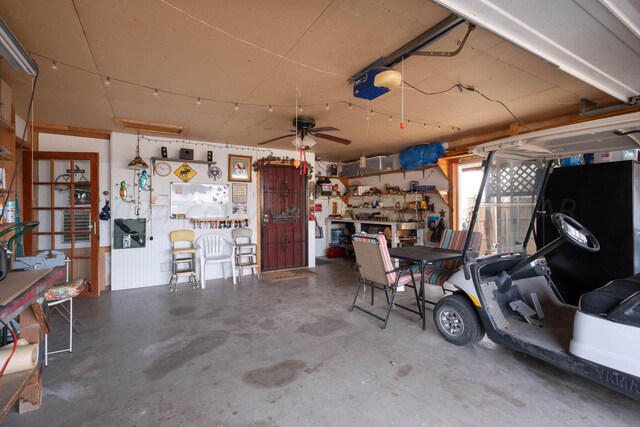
top-left (174, 163), bottom-right (197, 182)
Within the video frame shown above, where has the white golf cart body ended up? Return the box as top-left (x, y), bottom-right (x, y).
top-left (436, 111), bottom-right (640, 399)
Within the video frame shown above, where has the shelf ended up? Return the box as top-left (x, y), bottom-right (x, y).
top-left (151, 156), bottom-right (215, 165)
top-left (0, 117), bottom-right (15, 133)
top-left (0, 363), bottom-right (38, 420)
top-left (16, 136), bottom-right (30, 150)
top-left (317, 195), bottom-right (349, 205)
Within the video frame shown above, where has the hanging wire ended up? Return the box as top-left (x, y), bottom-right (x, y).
top-left (403, 80), bottom-right (530, 131)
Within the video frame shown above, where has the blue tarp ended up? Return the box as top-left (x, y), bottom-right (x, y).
top-left (399, 143), bottom-right (445, 170)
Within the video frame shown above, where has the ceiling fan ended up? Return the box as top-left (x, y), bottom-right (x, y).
top-left (257, 117), bottom-right (351, 149)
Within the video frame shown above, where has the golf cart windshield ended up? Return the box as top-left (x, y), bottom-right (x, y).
top-left (468, 111), bottom-right (640, 257)
top-left (475, 156), bottom-right (547, 255)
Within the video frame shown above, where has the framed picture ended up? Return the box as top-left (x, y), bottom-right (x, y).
top-left (228, 155), bottom-right (252, 182)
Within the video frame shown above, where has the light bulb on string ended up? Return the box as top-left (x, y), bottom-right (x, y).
top-left (51, 60), bottom-right (58, 71)
top-left (325, 104), bottom-right (330, 110)
top-left (370, 110), bottom-right (374, 116)
top-left (389, 116), bottom-right (393, 122)
top-left (268, 105), bottom-right (273, 112)
top-left (348, 103), bottom-right (352, 110)
top-left (104, 76), bottom-right (111, 86)
top-left (234, 102), bottom-right (239, 111)
top-left (299, 105), bottom-right (303, 112)
top-left (153, 88), bottom-right (159, 97)
top-left (196, 97), bottom-right (202, 105)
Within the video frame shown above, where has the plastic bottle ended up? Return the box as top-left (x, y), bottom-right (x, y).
top-left (4, 201), bottom-right (15, 223)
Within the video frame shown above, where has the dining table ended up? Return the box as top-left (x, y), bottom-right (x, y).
top-left (388, 246), bottom-right (463, 330)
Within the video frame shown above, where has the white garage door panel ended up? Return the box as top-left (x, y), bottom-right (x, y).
top-left (434, 0), bottom-right (640, 102)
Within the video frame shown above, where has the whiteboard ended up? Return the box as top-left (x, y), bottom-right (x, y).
top-left (170, 182), bottom-right (230, 218)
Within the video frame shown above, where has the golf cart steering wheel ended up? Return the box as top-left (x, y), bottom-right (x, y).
top-left (495, 213), bottom-right (600, 293)
top-left (551, 213), bottom-right (600, 253)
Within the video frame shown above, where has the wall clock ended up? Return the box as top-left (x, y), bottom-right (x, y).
top-left (154, 161), bottom-right (171, 177)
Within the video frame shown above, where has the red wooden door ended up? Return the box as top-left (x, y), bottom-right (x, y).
top-left (260, 165), bottom-right (307, 271)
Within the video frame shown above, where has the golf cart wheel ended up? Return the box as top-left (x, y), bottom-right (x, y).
top-left (433, 295), bottom-right (484, 346)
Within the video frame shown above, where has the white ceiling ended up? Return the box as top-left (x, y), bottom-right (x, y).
top-left (0, 0), bottom-right (633, 161)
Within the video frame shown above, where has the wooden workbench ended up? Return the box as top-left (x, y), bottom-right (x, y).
top-left (0, 268), bottom-right (64, 420)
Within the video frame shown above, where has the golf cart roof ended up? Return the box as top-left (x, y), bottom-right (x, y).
top-left (472, 112), bottom-right (640, 160)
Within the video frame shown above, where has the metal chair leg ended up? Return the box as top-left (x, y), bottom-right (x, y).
top-left (350, 278), bottom-right (364, 312)
top-left (382, 289), bottom-right (397, 330)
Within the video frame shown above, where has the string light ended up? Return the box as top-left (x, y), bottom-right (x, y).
top-left (138, 135), bottom-right (274, 155)
top-left (28, 52), bottom-right (461, 131)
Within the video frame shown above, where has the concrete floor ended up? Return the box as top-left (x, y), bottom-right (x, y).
top-left (7, 259), bottom-right (640, 426)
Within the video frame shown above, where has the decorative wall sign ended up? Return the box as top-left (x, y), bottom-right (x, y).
top-left (232, 183), bottom-right (248, 214)
top-left (207, 162), bottom-right (222, 180)
top-left (228, 155), bottom-right (252, 182)
top-left (174, 163), bottom-right (197, 182)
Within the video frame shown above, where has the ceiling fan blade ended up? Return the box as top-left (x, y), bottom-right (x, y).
top-left (313, 132), bottom-right (352, 145)
top-left (311, 126), bottom-right (340, 133)
top-left (257, 134), bottom-right (295, 145)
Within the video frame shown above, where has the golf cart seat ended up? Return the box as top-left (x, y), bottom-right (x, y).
top-left (579, 273), bottom-right (640, 327)
top-left (422, 229), bottom-right (482, 286)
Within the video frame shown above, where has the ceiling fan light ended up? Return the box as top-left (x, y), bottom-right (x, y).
top-left (303, 135), bottom-right (316, 147)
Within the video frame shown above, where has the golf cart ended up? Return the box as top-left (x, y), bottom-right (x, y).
top-left (433, 112), bottom-right (640, 400)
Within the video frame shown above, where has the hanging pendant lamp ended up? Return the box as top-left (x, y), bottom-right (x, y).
top-left (128, 133), bottom-right (149, 169)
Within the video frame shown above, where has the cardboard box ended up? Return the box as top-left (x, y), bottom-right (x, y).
top-left (594, 149), bottom-right (638, 163)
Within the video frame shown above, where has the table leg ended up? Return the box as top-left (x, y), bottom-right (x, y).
top-left (421, 262), bottom-right (427, 331)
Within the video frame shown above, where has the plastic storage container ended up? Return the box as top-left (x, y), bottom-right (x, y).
top-left (361, 155), bottom-right (395, 174)
top-left (340, 161), bottom-right (359, 177)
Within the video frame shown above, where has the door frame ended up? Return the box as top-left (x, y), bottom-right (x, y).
top-left (257, 164), bottom-right (309, 272)
top-left (23, 151), bottom-right (100, 296)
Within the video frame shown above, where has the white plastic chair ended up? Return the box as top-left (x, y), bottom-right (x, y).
top-left (196, 233), bottom-right (236, 288)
